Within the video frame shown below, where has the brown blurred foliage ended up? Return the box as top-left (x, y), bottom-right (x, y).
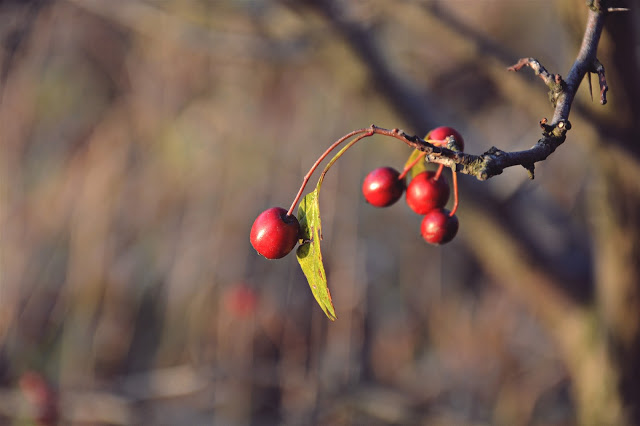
top-left (0, 0), bottom-right (638, 425)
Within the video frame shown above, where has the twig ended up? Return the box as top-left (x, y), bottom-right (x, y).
top-left (365, 124), bottom-right (570, 181)
top-left (307, 1), bottom-right (609, 181)
top-left (498, 6), bottom-right (608, 176)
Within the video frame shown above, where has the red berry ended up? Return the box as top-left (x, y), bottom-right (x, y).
top-left (224, 284), bottom-right (259, 318)
top-left (428, 126), bottom-right (465, 151)
top-left (405, 171), bottom-right (450, 215)
top-left (19, 371), bottom-right (58, 426)
top-left (250, 207), bottom-right (300, 259)
top-left (362, 167), bottom-right (405, 207)
top-left (421, 208), bottom-right (459, 244)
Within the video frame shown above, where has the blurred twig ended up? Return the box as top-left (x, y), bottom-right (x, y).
top-left (64, 0), bottom-right (309, 62)
top-left (0, 365), bottom-right (212, 425)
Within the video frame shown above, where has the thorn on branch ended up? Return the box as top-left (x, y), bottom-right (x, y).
top-left (590, 59), bottom-right (608, 105)
top-left (587, 0), bottom-right (628, 13)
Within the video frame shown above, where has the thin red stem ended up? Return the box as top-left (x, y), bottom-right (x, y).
top-left (287, 128), bottom-right (371, 216)
top-left (318, 133), bottom-right (372, 187)
top-left (449, 170), bottom-right (459, 216)
top-left (398, 151), bottom-right (426, 180)
top-left (427, 137), bottom-right (447, 181)
top-left (433, 164), bottom-right (445, 181)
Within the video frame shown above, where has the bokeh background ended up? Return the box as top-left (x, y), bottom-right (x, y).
top-left (1, 0), bottom-right (639, 425)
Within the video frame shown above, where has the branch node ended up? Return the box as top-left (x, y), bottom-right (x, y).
top-left (586, 0), bottom-right (604, 12)
top-left (548, 74), bottom-right (567, 107)
top-left (523, 163), bottom-right (535, 180)
top-left (541, 119), bottom-right (572, 140)
top-left (485, 146), bottom-right (505, 156)
top-left (445, 135), bottom-right (462, 152)
top-left (539, 118), bottom-right (553, 132)
top-left (509, 58), bottom-right (566, 107)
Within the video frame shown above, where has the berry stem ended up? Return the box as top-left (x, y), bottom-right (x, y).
top-left (449, 170), bottom-right (459, 216)
top-left (318, 132), bottom-right (372, 188)
top-left (398, 151), bottom-right (426, 180)
top-left (287, 128), bottom-right (372, 216)
top-left (428, 137), bottom-right (447, 181)
top-left (433, 164), bottom-right (445, 181)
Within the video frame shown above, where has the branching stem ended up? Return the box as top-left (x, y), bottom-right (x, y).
top-left (288, 4), bottom-right (609, 214)
top-left (287, 128), bottom-right (371, 216)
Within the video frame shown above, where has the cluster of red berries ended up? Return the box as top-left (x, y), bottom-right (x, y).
top-left (362, 126), bottom-right (462, 245)
top-left (249, 126), bottom-right (464, 259)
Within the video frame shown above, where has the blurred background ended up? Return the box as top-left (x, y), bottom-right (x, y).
top-left (0, 0), bottom-right (639, 425)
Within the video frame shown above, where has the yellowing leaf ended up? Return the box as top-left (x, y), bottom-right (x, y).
top-left (294, 129), bottom-right (374, 321)
top-left (404, 148), bottom-right (427, 178)
top-left (296, 189), bottom-right (336, 321)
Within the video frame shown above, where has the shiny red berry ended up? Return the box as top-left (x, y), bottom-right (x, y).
top-left (428, 126), bottom-right (465, 151)
top-left (421, 208), bottom-right (459, 245)
top-left (362, 167), bottom-right (405, 207)
top-left (405, 171), bottom-right (450, 215)
top-left (250, 207), bottom-right (300, 259)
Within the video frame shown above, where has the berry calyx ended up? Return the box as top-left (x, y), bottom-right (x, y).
top-left (428, 126), bottom-right (465, 151)
top-left (405, 171), bottom-right (450, 215)
top-left (421, 208), bottom-right (459, 245)
top-left (362, 167), bottom-right (405, 207)
top-left (250, 207), bottom-right (300, 259)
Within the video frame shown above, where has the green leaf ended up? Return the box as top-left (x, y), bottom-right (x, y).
top-left (294, 129), bottom-right (375, 320)
top-left (296, 189), bottom-right (337, 321)
top-left (404, 148), bottom-right (427, 178)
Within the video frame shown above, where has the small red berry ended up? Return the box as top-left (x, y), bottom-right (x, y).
top-left (19, 371), bottom-right (58, 426)
top-left (224, 284), bottom-right (259, 318)
top-left (250, 207), bottom-right (300, 259)
top-left (421, 208), bottom-right (459, 244)
top-left (362, 167), bottom-right (405, 207)
top-left (428, 126), bottom-right (465, 151)
top-left (405, 171), bottom-right (450, 215)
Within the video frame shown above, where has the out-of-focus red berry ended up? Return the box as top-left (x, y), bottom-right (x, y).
top-left (224, 284), bottom-right (259, 318)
